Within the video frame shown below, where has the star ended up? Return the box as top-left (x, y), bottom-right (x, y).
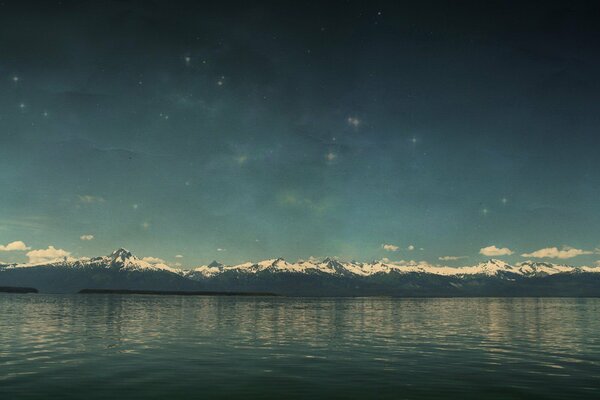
top-left (482, 208), bottom-right (489, 216)
top-left (132, 204), bottom-right (139, 210)
top-left (184, 55), bottom-right (191, 64)
top-left (326, 152), bottom-right (337, 161)
top-left (12, 76), bottom-right (19, 82)
top-left (19, 103), bottom-right (26, 110)
top-left (347, 117), bottom-right (360, 127)
top-left (141, 221), bottom-right (150, 229)
top-left (42, 111), bottom-right (49, 117)
top-left (501, 197), bottom-right (508, 205)
top-left (411, 137), bottom-right (417, 144)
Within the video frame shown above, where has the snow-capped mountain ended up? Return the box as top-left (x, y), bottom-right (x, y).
top-left (0, 249), bottom-right (201, 293)
top-left (2, 248), bottom-right (180, 273)
top-left (183, 257), bottom-right (599, 279)
top-left (2, 249), bottom-right (600, 295)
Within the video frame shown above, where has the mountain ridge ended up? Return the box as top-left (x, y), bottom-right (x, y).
top-left (1, 249), bottom-right (599, 295)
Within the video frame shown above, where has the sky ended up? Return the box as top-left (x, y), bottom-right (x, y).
top-left (1, 0), bottom-right (600, 267)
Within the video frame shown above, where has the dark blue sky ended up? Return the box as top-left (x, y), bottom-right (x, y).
top-left (1, 0), bottom-right (599, 266)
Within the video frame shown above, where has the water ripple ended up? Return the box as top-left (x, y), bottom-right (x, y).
top-left (1, 295), bottom-right (600, 399)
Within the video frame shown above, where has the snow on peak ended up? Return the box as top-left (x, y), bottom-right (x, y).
top-left (110, 248), bottom-right (133, 261)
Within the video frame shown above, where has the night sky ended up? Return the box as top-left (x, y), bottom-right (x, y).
top-left (1, 0), bottom-right (600, 267)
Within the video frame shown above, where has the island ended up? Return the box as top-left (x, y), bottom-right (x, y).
top-left (0, 286), bottom-right (38, 293)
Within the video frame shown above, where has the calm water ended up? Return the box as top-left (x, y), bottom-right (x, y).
top-left (1, 295), bottom-right (600, 399)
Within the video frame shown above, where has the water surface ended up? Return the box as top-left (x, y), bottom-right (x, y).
top-left (1, 295), bottom-right (599, 399)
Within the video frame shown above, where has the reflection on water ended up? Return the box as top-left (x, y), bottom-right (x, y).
top-left (1, 295), bottom-right (600, 399)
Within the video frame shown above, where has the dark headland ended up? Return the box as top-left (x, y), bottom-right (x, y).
top-left (78, 289), bottom-right (279, 296)
top-left (0, 286), bottom-right (38, 293)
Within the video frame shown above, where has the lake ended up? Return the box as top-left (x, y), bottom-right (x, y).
top-left (1, 295), bottom-right (599, 399)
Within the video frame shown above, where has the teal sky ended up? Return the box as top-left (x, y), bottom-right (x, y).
top-left (1, 1), bottom-right (600, 267)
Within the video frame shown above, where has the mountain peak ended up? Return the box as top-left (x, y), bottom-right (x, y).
top-left (483, 259), bottom-right (511, 267)
top-left (110, 248), bottom-right (133, 261)
top-left (207, 260), bottom-right (223, 268)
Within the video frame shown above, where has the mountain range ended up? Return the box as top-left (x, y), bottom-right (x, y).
top-left (1, 248), bottom-right (600, 296)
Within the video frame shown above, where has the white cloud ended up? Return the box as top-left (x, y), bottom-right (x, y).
top-left (78, 195), bottom-right (105, 204)
top-left (0, 240), bottom-right (30, 251)
top-left (175, 254), bottom-right (184, 258)
top-left (439, 256), bottom-right (468, 261)
top-left (217, 248), bottom-right (226, 252)
top-left (26, 246), bottom-right (71, 264)
top-left (479, 245), bottom-right (514, 257)
top-left (521, 247), bottom-right (593, 259)
top-left (80, 235), bottom-right (94, 241)
top-left (142, 256), bottom-right (166, 264)
top-left (407, 245), bottom-right (415, 251)
top-left (382, 244), bottom-right (399, 252)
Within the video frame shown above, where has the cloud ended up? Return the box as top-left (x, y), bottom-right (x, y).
top-left (479, 245), bottom-right (514, 257)
top-left (217, 248), bottom-right (226, 252)
top-left (277, 191), bottom-right (330, 214)
top-left (521, 247), bottom-right (593, 259)
top-left (0, 240), bottom-right (30, 251)
top-left (80, 235), bottom-right (94, 241)
top-left (439, 256), bottom-right (468, 261)
top-left (175, 254), bottom-right (184, 258)
top-left (142, 256), bottom-right (166, 264)
top-left (407, 245), bottom-right (415, 251)
top-left (382, 244), bottom-right (399, 252)
top-left (78, 195), bottom-right (105, 204)
top-left (26, 246), bottom-right (71, 264)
